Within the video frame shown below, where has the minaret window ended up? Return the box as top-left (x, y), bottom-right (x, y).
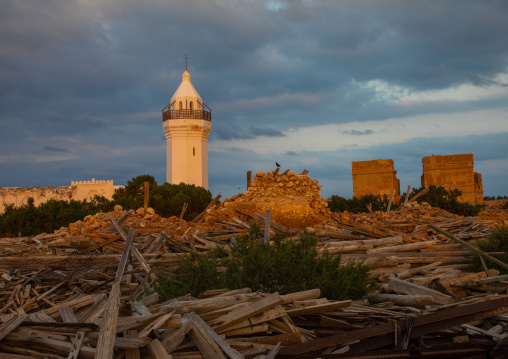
top-left (193, 147), bottom-right (195, 156)
top-left (190, 101), bottom-right (193, 110)
top-left (179, 101), bottom-right (182, 110)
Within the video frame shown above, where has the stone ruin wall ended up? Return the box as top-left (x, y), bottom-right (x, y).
top-left (205, 169), bottom-right (331, 228)
top-left (0, 179), bottom-right (115, 214)
top-left (351, 154), bottom-right (484, 206)
top-left (352, 159), bottom-right (401, 202)
top-left (422, 154), bottom-right (484, 205)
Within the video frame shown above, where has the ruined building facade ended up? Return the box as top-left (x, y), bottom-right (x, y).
top-left (421, 154), bottom-right (483, 205)
top-left (351, 153), bottom-right (484, 205)
top-left (352, 159), bottom-right (401, 201)
top-left (0, 179), bottom-right (116, 214)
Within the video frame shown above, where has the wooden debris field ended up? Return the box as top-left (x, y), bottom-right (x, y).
top-left (0, 170), bottom-right (508, 358)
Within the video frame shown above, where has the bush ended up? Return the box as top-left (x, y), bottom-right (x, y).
top-left (155, 230), bottom-right (375, 301)
top-left (113, 175), bottom-right (212, 220)
top-left (328, 194), bottom-right (389, 214)
top-left (0, 196), bottom-right (115, 237)
top-left (0, 174), bottom-right (213, 236)
top-left (402, 185), bottom-right (482, 216)
top-left (470, 226), bottom-right (508, 274)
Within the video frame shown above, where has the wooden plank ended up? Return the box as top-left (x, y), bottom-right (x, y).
top-left (85, 235), bottom-right (122, 252)
top-left (403, 185), bottom-right (411, 205)
top-left (386, 188), bottom-right (395, 213)
top-left (44, 295), bottom-right (95, 319)
top-left (59, 306), bottom-right (78, 323)
top-left (124, 330), bottom-right (140, 359)
top-left (185, 313), bottom-right (227, 359)
top-left (368, 293), bottom-right (434, 307)
top-left (95, 226), bottom-right (134, 359)
top-left (160, 317), bottom-right (192, 353)
top-left (147, 339), bottom-right (173, 359)
top-left (253, 212), bottom-right (290, 233)
top-left (105, 211), bottom-right (131, 232)
top-left (264, 210), bottom-right (271, 243)
top-left (144, 181), bottom-right (149, 215)
top-left (265, 341), bottom-right (281, 359)
top-left (192, 194), bottom-right (222, 223)
top-left (212, 293), bottom-right (283, 333)
top-left (388, 277), bottom-right (454, 305)
top-left (107, 213), bottom-right (153, 275)
top-left (407, 187), bottom-right (429, 203)
top-left (186, 312), bottom-right (243, 359)
top-left (4, 332), bottom-right (96, 358)
top-left (286, 300), bottom-right (351, 317)
top-left (366, 241), bottom-right (436, 254)
top-left (280, 289), bottom-right (321, 305)
top-left (0, 314), bottom-right (28, 341)
top-left (67, 331), bottom-right (85, 359)
top-left (430, 224), bottom-right (508, 271)
top-left (137, 311), bottom-right (175, 338)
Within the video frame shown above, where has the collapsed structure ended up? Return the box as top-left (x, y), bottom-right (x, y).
top-left (352, 153), bottom-right (484, 205)
top-left (206, 169), bottom-right (330, 227)
top-left (352, 159), bottom-right (400, 201)
top-left (0, 179), bottom-right (116, 213)
top-left (422, 154), bottom-right (484, 205)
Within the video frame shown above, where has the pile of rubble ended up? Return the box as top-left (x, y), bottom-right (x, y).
top-left (205, 169), bottom-right (330, 227)
top-left (0, 170), bottom-right (507, 358)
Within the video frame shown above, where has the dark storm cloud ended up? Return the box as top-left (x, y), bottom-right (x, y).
top-left (211, 123), bottom-right (284, 140)
top-left (1, 0), bottom-right (507, 197)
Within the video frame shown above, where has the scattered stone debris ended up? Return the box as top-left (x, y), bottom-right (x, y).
top-left (0, 170), bottom-right (507, 358)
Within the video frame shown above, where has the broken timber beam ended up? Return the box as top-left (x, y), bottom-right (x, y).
top-left (430, 224), bottom-right (508, 271)
top-left (95, 227), bottom-right (134, 359)
top-left (277, 296), bottom-right (508, 356)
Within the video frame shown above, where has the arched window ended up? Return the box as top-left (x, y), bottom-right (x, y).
top-left (179, 101), bottom-right (182, 110)
top-left (189, 101), bottom-right (193, 110)
top-left (193, 147), bottom-right (195, 156)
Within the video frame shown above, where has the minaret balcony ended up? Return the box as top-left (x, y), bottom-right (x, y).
top-left (162, 109), bottom-right (211, 122)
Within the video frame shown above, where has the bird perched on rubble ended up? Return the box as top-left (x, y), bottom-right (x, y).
top-left (276, 162), bottom-right (280, 168)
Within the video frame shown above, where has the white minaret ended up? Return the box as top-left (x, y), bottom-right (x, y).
top-left (162, 68), bottom-right (212, 189)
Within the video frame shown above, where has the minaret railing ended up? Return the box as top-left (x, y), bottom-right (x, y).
top-left (162, 109), bottom-right (211, 122)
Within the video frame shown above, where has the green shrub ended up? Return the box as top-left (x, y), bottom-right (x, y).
top-left (501, 201), bottom-right (508, 210)
top-left (401, 185), bottom-right (482, 216)
top-left (113, 175), bottom-right (212, 220)
top-left (0, 174), bottom-right (212, 236)
top-left (328, 194), bottom-right (389, 214)
top-left (470, 226), bottom-right (508, 274)
top-left (155, 230), bottom-right (375, 301)
top-left (0, 196), bottom-right (115, 237)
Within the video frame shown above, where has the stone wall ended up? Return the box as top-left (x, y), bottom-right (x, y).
top-left (0, 179), bottom-right (115, 213)
top-left (352, 159), bottom-right (400, 201)
top-left (205, 169), bottom-right (330, 228)
top-left (421, 154), bottom-right (483, 205)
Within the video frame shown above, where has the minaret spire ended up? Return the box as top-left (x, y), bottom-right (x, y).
top-left (185, 54), bottom-right (187, 71)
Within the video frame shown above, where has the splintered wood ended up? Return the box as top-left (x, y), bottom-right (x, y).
top-left (0, 176), bottom-right (507, 357)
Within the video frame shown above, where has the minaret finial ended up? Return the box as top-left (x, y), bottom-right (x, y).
top-left (185, 54), bottom-right (187, 71)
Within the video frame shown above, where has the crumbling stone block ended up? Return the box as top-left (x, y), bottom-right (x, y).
top-left (421, 154), bottom-right (483, 205)
top-left (352, 159), bottom-right (400, 201)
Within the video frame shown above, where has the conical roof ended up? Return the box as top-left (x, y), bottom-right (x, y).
top-left (170, 70), bottom-right (202, 103)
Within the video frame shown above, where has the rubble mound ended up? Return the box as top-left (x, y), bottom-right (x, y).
top-left (205, 169), bottom-right (331, 228)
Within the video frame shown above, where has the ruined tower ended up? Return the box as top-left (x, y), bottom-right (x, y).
top-left (162, 69), bottom-right (212, 189)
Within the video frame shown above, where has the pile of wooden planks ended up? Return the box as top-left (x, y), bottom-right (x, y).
top-left (0, 192), bottom-right (507, 357)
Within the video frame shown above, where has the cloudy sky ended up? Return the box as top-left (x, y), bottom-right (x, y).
top-left (1, 0), bottom-right (507, 199)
